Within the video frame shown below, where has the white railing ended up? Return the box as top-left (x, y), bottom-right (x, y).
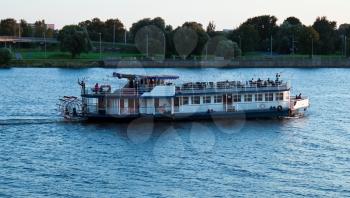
top-left (176, 83), bottom-right (289, 94)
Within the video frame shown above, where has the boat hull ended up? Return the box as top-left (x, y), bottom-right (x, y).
top-left (84, 109), bottom-right (291, 122)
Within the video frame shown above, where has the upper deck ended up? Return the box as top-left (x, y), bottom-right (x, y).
top-left (80, 73), bottom-right (290, 98)
top-left (175, 79), bottom-right (289, 96)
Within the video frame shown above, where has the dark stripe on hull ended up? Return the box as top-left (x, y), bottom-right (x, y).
top-left (85, 109), bottom-right (290, 122)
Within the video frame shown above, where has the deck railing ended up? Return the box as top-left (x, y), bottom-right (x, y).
top-left (81, 80), bottom-right (289, 98)
top-left (82, 86), bottom-right (156, 97)
top-left (176, 82), bottom-right (290, 94)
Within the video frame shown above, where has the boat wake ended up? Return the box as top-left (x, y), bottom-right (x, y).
top-left (0, 117), bottom-right (65, 126)
top-left (283, 115), bottom-right (304, 119)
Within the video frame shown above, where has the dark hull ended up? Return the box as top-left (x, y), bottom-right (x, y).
top-left (84, 109), bottom-right (291, 122)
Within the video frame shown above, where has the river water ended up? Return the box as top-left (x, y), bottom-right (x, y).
top-left (0, 68), bottom-right (349, 197)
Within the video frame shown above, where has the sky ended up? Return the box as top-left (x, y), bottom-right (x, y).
top-left (1, 0), bottom-right (349, 30)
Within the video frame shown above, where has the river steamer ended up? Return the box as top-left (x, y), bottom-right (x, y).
top-left (58, 73), bottom-right (310, 121)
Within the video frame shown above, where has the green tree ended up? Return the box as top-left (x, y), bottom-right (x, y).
top-left (229, 24), bottom-right (260, 53)
top-left (215, 40), bottom-right (241, 59)
top-left (341, 26), bottom-right (350, 57)
top-left (312, 17), bottom-right (337, 54)
top-left (165, 25), bottom-right (177, 57)
top-left (338, 24), bottom-right (350, 35)
top-left (284, 17), bottom-right (302, 26)
top-left (0, 18), bottom-right (17, 36)
top-left (34, 20), bottom-right (55, 38)
top-left (104, 19), bottom-right (125, 43)
top-left (130, 17), bottom-right (166, 40)
top-left (242, 15), bottom-right (278, 50)
top-left (181, 21), bottom-right (209, 56)
top-left (0, 48), bottom-right (12, 65)
top-left (275, 18), bottom-right (303, 54)
top-left (298, 26), bottom-right (320, 56)
top-left (19, 19), bottom-right (33, 37)
top-left (79, 18), bottom-right (105, 41)
top-left (58, 25), bottom-right (92, 58)
top-left (206, 21), bottom-right (216, 36)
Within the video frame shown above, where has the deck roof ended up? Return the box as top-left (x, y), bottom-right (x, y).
top-left (113, 73), bottom-right (179, 80)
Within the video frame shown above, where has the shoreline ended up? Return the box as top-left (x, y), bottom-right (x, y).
top-left (2, 59), bottom-right (350, 68)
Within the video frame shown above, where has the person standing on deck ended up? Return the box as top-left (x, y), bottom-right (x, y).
top-left (95, 83), bottom-right (99, 94)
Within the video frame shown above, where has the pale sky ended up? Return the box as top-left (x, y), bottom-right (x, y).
top-left (1, 0), bottom-right (349, 30)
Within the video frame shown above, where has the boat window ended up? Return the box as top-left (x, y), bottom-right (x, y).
top-left (203, 96), bottom-right (211, 104)
top-left (244, 94), bottom-right (253, 102)
top-left (214, 95), bottom-right (223, 103)
top-left (265, 93), bottom-right (274, 101)
top-left (255, 94), bottom-right (263, 101)
top-left (233, 95), bottom-right (241, 102)
top-left (284, 92), bottom-right (289, 100)
top-left (192, 96), bottom-right (200, 105)
top-left (183, 97), bottom-right (189, 105)
top-left (276, 93), bottom-right (284, 101)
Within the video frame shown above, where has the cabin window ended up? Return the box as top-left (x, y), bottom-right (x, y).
top-left (192, 96), bottom-right (200, 105)
top-left (276, 93), bottom-right (284, 101)
top-left (255, 94), bottom-right (263, 102)
top-left (284, 92), bottom-right (290, 100)
top-left (183, 97), bottom-right (189, 105)
top-left (265, 93), bottom-right (274, 101)
top-left (233, 95), bottom-right (241, 102)
top-left (214, 95), bottom-right (223, 103)
top-left (203, 96), bottom-right (211, 104)
top-left (244, 94), bottom-right (253, 102)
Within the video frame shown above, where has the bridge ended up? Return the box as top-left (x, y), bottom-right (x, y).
top-left (0, 36), bottom-right (58, 44)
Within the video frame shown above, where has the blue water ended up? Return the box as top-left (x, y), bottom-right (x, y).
top-left (0, 68), bottom-right (350, 197)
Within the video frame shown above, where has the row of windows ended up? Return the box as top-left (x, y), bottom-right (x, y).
top-left (234, 93), bottom-right (284, 102)
top-left (181, 93), bottom-right (285, 105)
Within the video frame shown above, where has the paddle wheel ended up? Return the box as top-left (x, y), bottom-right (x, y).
top-left (58, 96), bottom-right (85, 120)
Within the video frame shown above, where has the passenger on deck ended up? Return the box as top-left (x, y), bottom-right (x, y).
top-left (73, 108), bottom-right (78, 117)
top-left (94, 83), bottom-right (99, 93)
top-left (296, 93), bottom-right (302, 99)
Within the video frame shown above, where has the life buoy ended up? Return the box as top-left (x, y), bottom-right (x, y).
top-left (277, 105), bottom-right (283, 112)
top-left (259, 104), bottom-right (266, 109)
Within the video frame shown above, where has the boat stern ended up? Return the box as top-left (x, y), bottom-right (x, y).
top-left (290, 97), bottom-right (310, 117)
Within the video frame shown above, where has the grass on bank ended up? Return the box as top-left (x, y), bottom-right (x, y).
top-left (13, 50), bottom-right (142, 60)
top-left (6, 49), bottom-right (350, 67)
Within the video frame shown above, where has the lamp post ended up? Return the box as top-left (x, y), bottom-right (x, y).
top-left (292, 35), bottom-right (295, 55)
top-left (113, 21), bottom-right (116, 48)
top-left (311, 38), bottom-right (314, 59)
top-left (124, 30), bottom-right (127, 44)
top-left (43, 25), bottom-right (47, 59)
top-left (239, 35), bottom-right (242, 50)
top-left (99, 33), bottom-right (102, 60)
top-left (163, 33), bottom-right (166, 59)
top-left (205, 44), bottom-right (208, 60)
top-left (270, 35), bottom-right (273, 56)
top-left (146, 33), bottom-right (149, 57)
top-left (345, 36), bottom-right (347, 58)
top-left (205, 33), bottom-right (210, 60)
top-left (18, 23), bottom-right (21, 38)
top-left (43, 32), bottom-right (47, 59)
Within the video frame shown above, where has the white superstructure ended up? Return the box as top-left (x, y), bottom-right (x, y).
top-left (59, 73), bottom-right (310, 121)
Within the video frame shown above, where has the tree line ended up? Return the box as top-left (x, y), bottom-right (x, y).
top-left (1, 15), bottom-right (350, 58)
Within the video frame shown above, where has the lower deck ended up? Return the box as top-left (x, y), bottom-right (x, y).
top-left (84, 109), bottom-right (292, 122)
top-left (84, 91), bottom-right (291, 116)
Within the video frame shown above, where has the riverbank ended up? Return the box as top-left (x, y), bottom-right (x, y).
top-left (3, 58), bottom-right (350, 68)
top-left (6, 59), bottom-right (102, 68)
